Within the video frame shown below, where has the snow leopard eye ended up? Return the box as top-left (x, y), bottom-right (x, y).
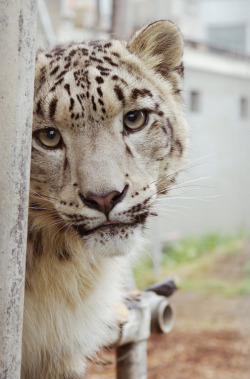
top-left (124, 110), bottom-right (148, 131)
top-left (35, 128), bottom-right (62, 149)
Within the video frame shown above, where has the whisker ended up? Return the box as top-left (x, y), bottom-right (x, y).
top-left (29, 219), bottom-right (63, 232)
top-left (159, 194), bottom-right (224, 201)
top-left (152, 154), bottom-right (213, 185)
top-left (29, 206), bottom-right (55, 211)
top-left (30, 188), bottom-right (58, 203)
top-left (158, 208), bottom-right (187, 216)
top-left (157, 176), bottom-right (211, 194)
top-left (154, 201), bottom-right (191, 209)
top-left (52, 221), bottom-right (70, 239)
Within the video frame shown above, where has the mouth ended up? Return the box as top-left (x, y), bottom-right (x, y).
top-left (73, 213), bottom-right (149, 238)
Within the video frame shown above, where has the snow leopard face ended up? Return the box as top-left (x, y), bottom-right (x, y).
top-left (30, 21), bottom-right (188, 258)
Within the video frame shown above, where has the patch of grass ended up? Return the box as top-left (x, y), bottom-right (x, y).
top-left (134, 231), bottom-right (250, 295)
top-left (180, 277), bottom-right (250, 297)
top-left (161, 233), bottom-right (242, 267)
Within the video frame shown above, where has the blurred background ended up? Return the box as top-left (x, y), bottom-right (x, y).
top-left (37, 1), bottom-right (250, 378)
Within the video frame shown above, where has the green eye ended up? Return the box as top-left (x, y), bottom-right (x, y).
top-left (124, 110), bottom-right (148, 131)
top-left (36, 128), bottom-right (62, 148)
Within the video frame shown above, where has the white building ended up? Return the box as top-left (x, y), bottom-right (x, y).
top-left (159, 45), bottom-right (250, 238)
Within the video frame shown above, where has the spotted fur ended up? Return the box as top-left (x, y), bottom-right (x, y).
top-left (22, 21), bottom-right (189, 379)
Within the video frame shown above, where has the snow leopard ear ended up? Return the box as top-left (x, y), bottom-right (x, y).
top-left (127, 20), bottom-right (184, 80)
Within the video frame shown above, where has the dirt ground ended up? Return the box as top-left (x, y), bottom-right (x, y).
top-left (87, 244), bottom-right (250, 379)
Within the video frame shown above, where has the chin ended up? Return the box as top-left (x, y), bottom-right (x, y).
top-left (82, 223), bottom-right (145, 258)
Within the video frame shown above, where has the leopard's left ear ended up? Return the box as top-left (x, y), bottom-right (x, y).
top-left (127, 20), bottom-right (184, 80)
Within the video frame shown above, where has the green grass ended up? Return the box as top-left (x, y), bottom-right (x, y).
top-left (180, 277), bottom-right (250, 297)
top-left (134, 231), bottom-right (250, 297)
top-left (161, 233), bottom-right (243, 267)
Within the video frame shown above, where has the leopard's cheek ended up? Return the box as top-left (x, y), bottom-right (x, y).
top-left (30, 147), bottom-right (66, 191)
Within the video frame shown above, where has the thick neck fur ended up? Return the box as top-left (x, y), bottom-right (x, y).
top-left (23, 204), bottom-right (129, 379)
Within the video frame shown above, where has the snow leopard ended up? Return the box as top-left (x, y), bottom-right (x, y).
top-left (22, 20), bottom-right (188, 379)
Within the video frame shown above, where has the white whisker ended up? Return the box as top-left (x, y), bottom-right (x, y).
top-left (152, 154), bottom-right (213, 185)
top-left (157, 176), bottom-right (210, 194)
top-left (159, 194), bottom-right (224, 201)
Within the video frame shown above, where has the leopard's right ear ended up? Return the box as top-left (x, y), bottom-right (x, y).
top-left (127, 20), bottom-right (184, 81)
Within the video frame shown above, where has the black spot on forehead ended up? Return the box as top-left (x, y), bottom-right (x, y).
top-left (56, 70), bottom-right (67, 80)
top-left (103, 56), bottom-right (118, 67)
top-left (91, 96), bottom-right (97, 112)
top-left (49, 98), bottom-right (58, 119)
top-left (97, 87), bottom-right (103, 97)
top-left (64, 62), bottom-right (71, 70)
top-left (90, 56), bottom-right (103, 64)
top-left (114, 85), bottom-right (125, 103)
top-left (64, 83), bottom-right (71, 95)
top-left (36, 100), bottom-right (43, 116)
top-left (81, 48), bottom-right (89, 56)
top-left (69, 98), bottom-right (75, 111)
top-left (50, 65), bottom-right (59, 75)
top-left (96, 76), bottom-right (104, 84)
top-left (69, 49), bottom-right (77, 57)
top-left (131, 88), bottom-right (153, 100)
top-left (104, 42), bottom-right (112, 48)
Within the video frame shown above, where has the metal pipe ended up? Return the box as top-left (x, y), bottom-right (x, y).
top-left (116, 340), bottom-right (147, 379)
top-left (0, 1), bottom-right (37, 378)
top-left (109, 291), bottom-right (175, 379)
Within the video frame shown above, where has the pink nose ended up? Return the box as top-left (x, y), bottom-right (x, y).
top-left (79, 185), bottom-right (129, 217)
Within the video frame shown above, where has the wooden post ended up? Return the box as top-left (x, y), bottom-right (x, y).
top-left (0, 1), bottom-right (37, 378)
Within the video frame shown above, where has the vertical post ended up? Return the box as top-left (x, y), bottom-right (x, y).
top-left (0, 1), bottom-right (37, 378)
top-left (116, 341), bottom-right (147, 379)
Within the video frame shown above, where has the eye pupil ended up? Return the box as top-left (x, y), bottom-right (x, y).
top-left (127, 112), bottom-right (137, 122)
top-left (47, 130), bottom-right (56, 139)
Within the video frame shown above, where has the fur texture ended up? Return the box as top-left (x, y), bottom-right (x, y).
top-left (22, 21), bottom-right (188, 378)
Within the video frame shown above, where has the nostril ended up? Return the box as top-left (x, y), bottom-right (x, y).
top-left (79, 194), bottom-right (98, 209)
top-left (112, 184), bottom-right (129, 205)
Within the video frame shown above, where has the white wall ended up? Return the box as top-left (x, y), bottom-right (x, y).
top-left (158, 48), bottom-right (250, 238)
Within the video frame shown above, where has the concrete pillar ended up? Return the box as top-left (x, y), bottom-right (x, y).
top-left (0, 1), bottom-right (37, 378)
